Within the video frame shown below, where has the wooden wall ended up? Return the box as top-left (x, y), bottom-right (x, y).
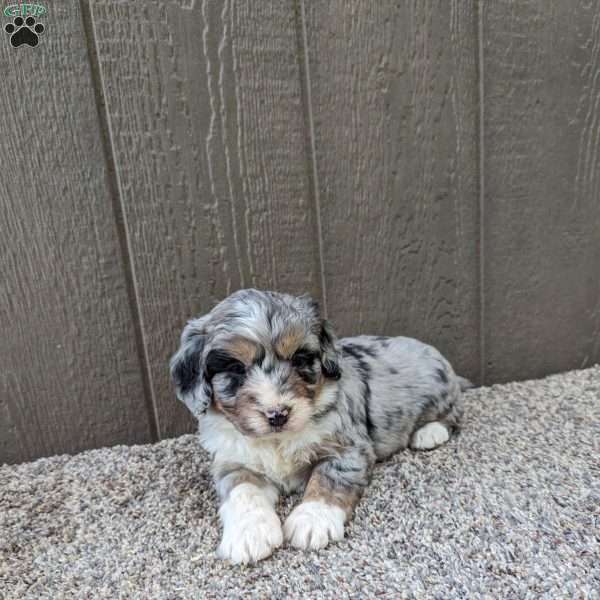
top-left (1, 0), bottom-right (599, 464)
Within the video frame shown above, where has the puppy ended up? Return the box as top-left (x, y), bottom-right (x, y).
top-left (170, 289), bottom-right (469, 564)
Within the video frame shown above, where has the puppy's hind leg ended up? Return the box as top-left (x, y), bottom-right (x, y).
top-left (410, 390), bottom-right (463, 450)
top-left (410, 421), bottom-right (450, 450)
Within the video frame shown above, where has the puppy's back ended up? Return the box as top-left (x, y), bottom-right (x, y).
top-left (339, 335), bottom-right (464, 459)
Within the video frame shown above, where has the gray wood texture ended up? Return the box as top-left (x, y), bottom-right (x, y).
top-left (2, 0), bottom-right (600, 463)
top-left (0, 3), bottom-right (154, 464)
top-left (87, 0), bottom-right (321, 438)
top-left (482, 0), bottom-right (600, 382)
top-left (304, 1), bottom-right (481, 382)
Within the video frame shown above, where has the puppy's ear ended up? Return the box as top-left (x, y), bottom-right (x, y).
top-left (319, 319), bottom-right (341, 380)
top-left (170, 316), bottom-right (212, 418)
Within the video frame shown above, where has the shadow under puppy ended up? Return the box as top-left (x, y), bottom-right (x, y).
top-left (170, 289), bottom-right (470, 564)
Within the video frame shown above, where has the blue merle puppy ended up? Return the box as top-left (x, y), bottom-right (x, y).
top-left (170, 289), bottom-right (470, 564)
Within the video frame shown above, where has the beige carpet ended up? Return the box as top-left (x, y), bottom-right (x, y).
top-left (1, 367), bottom-right (599, 599)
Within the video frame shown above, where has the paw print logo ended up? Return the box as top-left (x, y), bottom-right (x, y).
top-left (4, 16), bottom-right (45, 47)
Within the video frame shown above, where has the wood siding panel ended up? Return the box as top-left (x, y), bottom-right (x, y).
top-left (88, 0), bottom-right (320, 437)
top-left (3, 0), bottom-right (599, 463)
top-left (0, 3), bottom-right (153, 464)
top-left (304, 1), bottom-right (481, 381)
top-left (483, 0), bottom-right (600, 382)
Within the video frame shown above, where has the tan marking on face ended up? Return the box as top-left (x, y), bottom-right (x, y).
top-left (214, 390), bottom-right (268, 437)
top-left (274, 326), bottom-right (307, 358)
top-left (287, 370), bottom-right (324, 403)
top-left (303, 471), bottom-right (361, 518)
top-left (222, 336), bottom-right (259, 365)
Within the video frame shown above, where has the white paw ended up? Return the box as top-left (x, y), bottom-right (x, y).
top-left (217, 484), bottom-right (283, 564)
top-left (411, 421), bottom-right (450, 450)
top-left (283, 501), bottom-right (345, 550)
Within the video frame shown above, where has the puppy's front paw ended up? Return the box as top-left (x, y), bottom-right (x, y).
top-left (217, 484), bottom-right (283, 564)
top-left (217, 515), bottom-right (282, 564)
top-left (283, 501), bottom-right (345, 550)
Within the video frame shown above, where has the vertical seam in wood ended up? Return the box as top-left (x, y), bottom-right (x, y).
top-left (295, 0), bottom-right (328, 317)
top-left (79, 0), bottom-right (160, 441)
top-left (477, 0), bottom-right (486, 386)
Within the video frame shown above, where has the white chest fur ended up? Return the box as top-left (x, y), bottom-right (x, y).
top-left (199, 410), bottom-right (339, 493)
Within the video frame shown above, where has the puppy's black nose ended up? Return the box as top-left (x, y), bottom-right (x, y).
top-left (267, 409), bottom-right (288, 428)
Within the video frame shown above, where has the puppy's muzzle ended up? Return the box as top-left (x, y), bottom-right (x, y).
top-left (266, 408), bottom-right (289, 429)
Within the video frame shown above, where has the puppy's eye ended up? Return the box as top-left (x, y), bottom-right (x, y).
top-left (291, 350), bottom-right (317, 369)
top-left (205, 350), bottom-right (245, 380)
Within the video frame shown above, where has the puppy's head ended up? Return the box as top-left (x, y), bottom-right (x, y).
top-left (170, 289), bottom-right (341, 437)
